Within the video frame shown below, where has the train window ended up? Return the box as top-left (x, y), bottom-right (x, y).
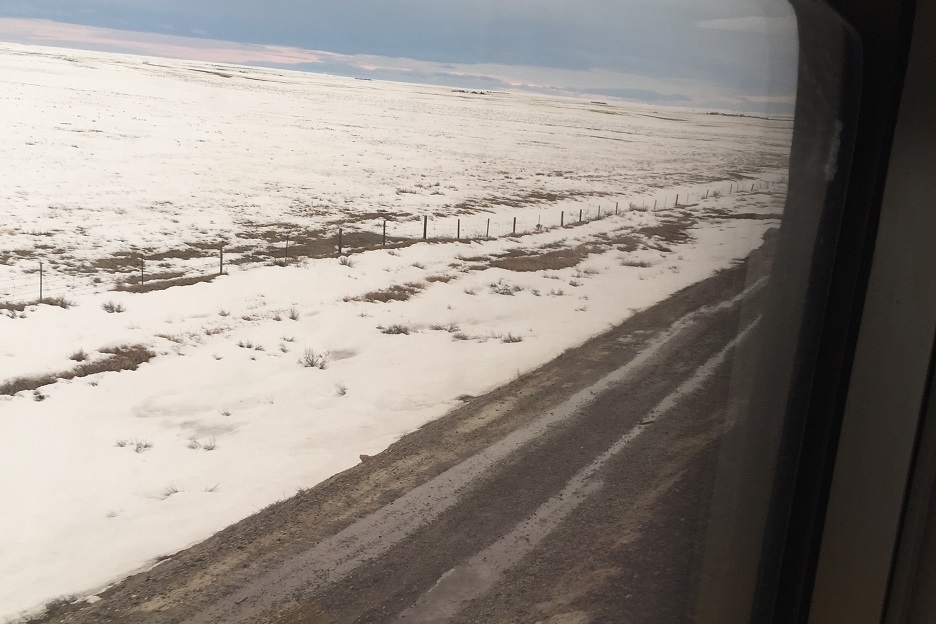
top-left (0, 0), bottom-right (924, 623)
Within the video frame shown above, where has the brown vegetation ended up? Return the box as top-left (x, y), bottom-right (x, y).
top-left (345, 282), bottom-right (425, 303)
top-left (0, 344), bottom-right (156, 396)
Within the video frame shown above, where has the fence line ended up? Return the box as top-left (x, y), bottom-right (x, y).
top-left (0, 179), bottom-right (780, 307)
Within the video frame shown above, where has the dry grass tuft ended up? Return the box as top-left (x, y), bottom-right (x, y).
top-left (621, 258), bottom-right (653, 268)
top-left (159, 486), bottom-right (181, 500)
top-left (155, 333), bottom-right (185, 344)
top-left (68, 349), bottom-right (88, 362)
top-left (41, 296), bottom-right (74, 309)
top-left (346, 282), bottom-right (424, 303)
top-left (300, 348), bottom-right (328, 369)
top-left (381, 324), bottom-right (411, 335)
top-left (425, 274), bottom-right (454, 283)
top-left (134, 440), bottom-right (153, 453)
top-left (490, 281), bottom-right (523, 296)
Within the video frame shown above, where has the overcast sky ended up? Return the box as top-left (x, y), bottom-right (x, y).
top-left (0, 0), bottom-right (799, 113)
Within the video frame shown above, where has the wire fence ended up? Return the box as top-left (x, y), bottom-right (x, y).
top-left (0, 179), bottom-right (780, 308)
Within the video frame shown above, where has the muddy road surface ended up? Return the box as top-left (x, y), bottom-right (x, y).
top-left (44, 233), bottom-right (775, 624)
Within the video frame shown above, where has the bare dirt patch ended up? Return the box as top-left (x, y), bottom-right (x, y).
top-left (0, 344), bottom-right (156, 396)
top-left (116, 274), bottom-right (217, 293)
top-left (345, 282), bottom-right (425, 303)
top-left (460, 207), bottom-right (710, 275)
top-left (635, 214), bottom-right (698, 246)
top-left (84, 252), bottom-right (143, 274)
top-left (489, 247), bottom-right (590, 272)
top-left (445, 189), bottom-right (606, 216)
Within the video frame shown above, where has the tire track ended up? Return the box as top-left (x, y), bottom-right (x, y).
top-left (184, 280), bottom-right (766, 623)
top-left (397, 319), bottom-right (760, 622)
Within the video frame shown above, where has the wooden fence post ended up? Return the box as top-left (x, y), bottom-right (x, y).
top-left (597, 206), bottom-right (601, 219)
top-left (338, 228), bottom-right (343, 255)
top-left (219, 246), bottom-right (224, 276)
top-left (457, 219), bottom-right (461, 240)
top-left (579, 209), bottom-right (583, 222)
top-left (486, 218), bottom-right (490, 238)
top-left (615, 202), bottom-right (619, 215)
top-left (140, 259), bottom-right (145, 287)
top-left (39, 261), bottom-right (43, 301)
top-left (284, 235), bottom-right (289, 265)
top-left (423, 216), bottom-right (428, 240)
top-left (561, 211), bottom-right (564, 227)
top-left (512, 216), bottom-right (517, 235)
top-left (382, 221), bottom-right (387, 247)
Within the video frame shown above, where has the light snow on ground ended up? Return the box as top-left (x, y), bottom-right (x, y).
top-left (0, 42), bottom-right (791, 621)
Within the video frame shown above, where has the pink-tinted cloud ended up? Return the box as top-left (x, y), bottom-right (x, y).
top-left (0, 18), bottom-right (332, 66)
top-left (0, 18), bottom-right (569, 96)
top-left (0, 17), bottom-right (782, 112)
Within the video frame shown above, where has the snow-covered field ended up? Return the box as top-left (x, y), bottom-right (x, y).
top-left (0, 42), bottom-right (792, 621)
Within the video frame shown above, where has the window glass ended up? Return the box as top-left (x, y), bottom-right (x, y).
top-left (0, 1), bottom-right (847, 622)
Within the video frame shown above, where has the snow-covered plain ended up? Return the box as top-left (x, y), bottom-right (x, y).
top-left (0, 42), bottom-right (792, 621)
